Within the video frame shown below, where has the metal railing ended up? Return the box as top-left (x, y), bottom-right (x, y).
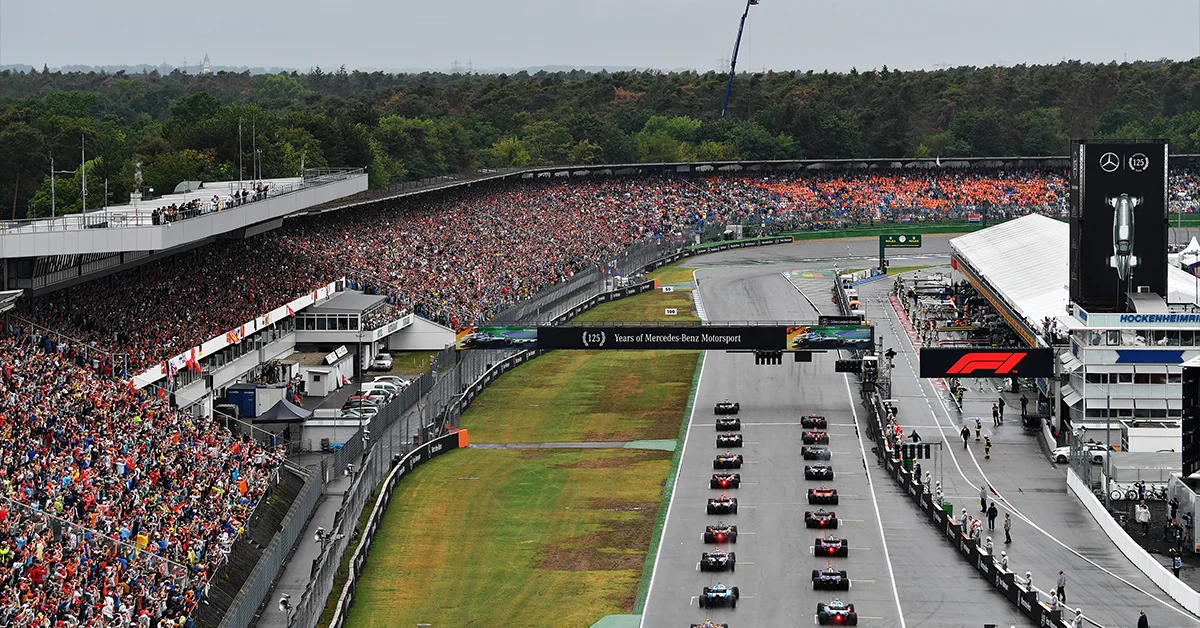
top-left (216, 464), bottom-right (320, 628)
top-left (0, 168), bottom-right (364, 233)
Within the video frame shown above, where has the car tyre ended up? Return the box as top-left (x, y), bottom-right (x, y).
top-left (1056, 454), bottom-right (1068, 463)
top-left (699, 596), bottom-right (706, 608)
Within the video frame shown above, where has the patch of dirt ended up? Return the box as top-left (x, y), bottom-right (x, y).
top-left (534, 502), bottom-right (660, 572)
top-left (553, 450), bottom-right (671, 469)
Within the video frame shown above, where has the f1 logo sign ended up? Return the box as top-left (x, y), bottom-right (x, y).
top-left (946, 352), bottom-right (1027, 375)
top-left (919, 348), bottom-right (1053, 379)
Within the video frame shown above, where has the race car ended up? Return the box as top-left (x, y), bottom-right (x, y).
top-left (802, 445), bottom-right (831, 460)
top-left (716, 432), bottom-right (743, 448)
top-left (703, 522), bottom-right (738, 543)
top-left (713, 453), bottom-right (744, 469)
top-left (805, 508), bottom-right (839, 529)
top-left (803, 430), bottom-right (830, 445)
top-left (690, 621), bottom-right (730, 628)
top-left (808, 486), bottom-right (840, 505)
top-left (817, 599), bottom-right (858, 625)
top-left (714, 399), bottom-right (740, 415)
top-left (802, 413), bottom-right (828, 429)
top-left (715, 416), bottom-right (742, 431)
top-left (699, 548), bottom-right (737, 572)
top-left (805, 464), bottom-right (835, 481)
top-left (814, 535), bottom-right (850, 557)
top-left (812, 566), bottom-right (851, 591)
top-left (707, 494), bottom-right (739, 515)
top-left (710, 472), bottom-right (741, 489)
top-left (698, 583), bottom-right (739, 608)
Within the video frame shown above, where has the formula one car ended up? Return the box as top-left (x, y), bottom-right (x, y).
top-left (817, 599), bottom-right (858, 625)
top-left (714, 400), bottom-right (741, 415)
top-left (714, 416), bottom-right (742, 431)
top-left (803, 430), bottom-right (830, 445)
top-left (808, 486), bottom-right (840, 505)
top-left (690, 621), bottom-right (730, 628)
top-left (716, 432), bottom-right (743, 448)
top-left (1108, 193), bottom-right (1142, 281)
top-left (698, 583), bottom-right (739, 608)
top-left (699, 547), bottom-right (737, 572)
top-left (805, 464), bottom-right (834, 481)
top-left (710, 472), bottom-right (741, 489)
top-left (802, 445), bottom-right (831, 460)
top-left (802, 413), bottom-right (828, 429)
top-left (812, 566), bottom-right (851, 591)
top-left (703, 522), bottom-right (738, 543)
top-left (713, 453), bottom-right (744, 469)
top-left (707, 494), bottom-right (739, 515)
top-left (805, 509), bottom-right (839, 529)
top-left (814, 535), bottom-right (850, 557)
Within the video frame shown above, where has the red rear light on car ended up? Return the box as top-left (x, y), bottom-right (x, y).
top-left (827, 546), bottom-right (836, 554)
top-left (716, 532), bottom-right (725, 541)
top-left (720, 480), bottom-right (729, 487)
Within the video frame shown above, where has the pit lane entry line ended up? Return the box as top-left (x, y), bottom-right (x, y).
top-left (879, 291), bottom-right (1195, 623)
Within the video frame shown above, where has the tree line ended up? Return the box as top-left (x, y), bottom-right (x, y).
top-left (2, 59), bottom-right (1200, 218)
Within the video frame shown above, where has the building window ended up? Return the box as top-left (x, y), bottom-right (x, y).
top-left (1118, 372), bottom-right (1133, 383)
top-left (1134, 373), bottom-right (1150, 384)
top-left (1106, 330), bottom-right (1122, 346)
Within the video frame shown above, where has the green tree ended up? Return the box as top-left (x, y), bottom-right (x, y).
top-left (488, 137), bottom-right (533, 167)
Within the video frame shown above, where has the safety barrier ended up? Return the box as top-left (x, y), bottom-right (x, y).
top-left (1067, 469), bottom-right (1200, 615)
top-left (641, 236), bottom-right (795, 274)
top-left (863, 392), bottom-right (1106, 628)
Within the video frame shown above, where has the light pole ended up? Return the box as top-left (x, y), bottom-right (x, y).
top-left (720, 0), bottom-right (760, 119)
top-left (48, 156), bottom-right (73, 219)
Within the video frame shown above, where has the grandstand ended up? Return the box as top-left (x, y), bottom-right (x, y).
top-left (3, 157), bottom-right (1200, 628)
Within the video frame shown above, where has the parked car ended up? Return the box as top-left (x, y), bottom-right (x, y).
top-left (371, 353), bottom-right (393, 371)
top-left (360, 389), bottom-right (391, 404)
top-left (343, 395), bottom-right (380, 411)
top-left (372, 375), bottom-right (408, 388)
top-left (343, 407), bottom-right (379, 420)
top-left (1052, 443), bottom-right (1109, 464)
top-left (360, 381), bottom-right (400, 396)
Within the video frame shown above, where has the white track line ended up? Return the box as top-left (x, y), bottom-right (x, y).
top-left (878, 292), bottom-right (1198, 622)
top-left (844, 372), bottom-right (907, 628)
top-left (639, 352), bottom-right (707, 628)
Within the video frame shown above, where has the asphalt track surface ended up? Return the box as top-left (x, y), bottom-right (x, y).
top-left (866, 272), bottom-right (1200, 627)
top-left (640, 255), bottom-right (1030, 628)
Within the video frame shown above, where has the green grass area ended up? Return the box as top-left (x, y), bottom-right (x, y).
top-left (573, 287), bottom-right (699, 323)
top-left (343, 448), bottom-right (672, 628)
top-left (784, 221), bottom-right (980, 241)
top-left (647, 262), bottom-right (697, 286)
top-left (377, 350), bottom-right (438, 375)
top-left (887, 264), bottom-right (940, 274)
top-left (461, 350), bottom-right (698, 443)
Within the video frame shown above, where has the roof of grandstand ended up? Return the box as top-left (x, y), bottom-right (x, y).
top-left (308, 290), bottom-right (388, 314)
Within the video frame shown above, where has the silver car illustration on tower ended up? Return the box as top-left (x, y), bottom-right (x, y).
top-left (1107, 194), bottom-right (1142, 281)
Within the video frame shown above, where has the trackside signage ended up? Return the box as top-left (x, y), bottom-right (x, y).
top-left (919, 347), bottom-right (1055, 378)
top-left (1081, 312), bottom-right (1200, 328)
top-left (536, 326), bottom-right (785, 350)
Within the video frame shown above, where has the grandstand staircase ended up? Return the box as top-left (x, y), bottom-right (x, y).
top-left (194, 468), bottom-right (307, 628)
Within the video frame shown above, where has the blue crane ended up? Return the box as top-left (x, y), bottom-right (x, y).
top-left (720, 0), bottom-right (760, 119)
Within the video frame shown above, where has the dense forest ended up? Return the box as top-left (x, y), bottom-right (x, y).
top-left (2, 59), bottom-right (1200, 218)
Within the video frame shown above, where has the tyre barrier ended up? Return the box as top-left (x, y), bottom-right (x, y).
top-left (865, 392), bottom-right (1094, 628)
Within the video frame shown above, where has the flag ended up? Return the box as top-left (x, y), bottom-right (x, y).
top-left (286, 304), bottom-right (295, 317)
top-left (264, 313), bottom-right (271, 326)
top-left (968, 214), bottom-right (982, 225)
top-left (186, 348), bottom-right (200, 373)
top-left (236, 479), bottom-right (248, 496)
top-left (225, 331), bottom-right (239, 344)
top-left (158, 387), bottom-right (165, 400)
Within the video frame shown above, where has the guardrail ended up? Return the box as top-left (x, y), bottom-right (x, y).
top-left (862, 391), bottom-right (1108, 628)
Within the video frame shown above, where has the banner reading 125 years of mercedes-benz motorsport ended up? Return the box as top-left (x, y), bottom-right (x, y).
top-left (531, 324), bottom-right (874, 351)
top-left (1069, 139), bottom-right (1169, 312)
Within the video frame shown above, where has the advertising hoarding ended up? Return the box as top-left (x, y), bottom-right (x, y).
top-left (455, 326), bottom-right (538, 350)
top-left (919, 348), bottom-right (1055, 378)
top-left (1069, 140), bottom-right (1169, 312)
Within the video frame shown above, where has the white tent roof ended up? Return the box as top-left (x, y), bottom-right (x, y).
top-left (950, 214), bottom-right (1070, 330)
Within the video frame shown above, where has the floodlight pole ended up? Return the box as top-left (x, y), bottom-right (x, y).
top-left (720, 0), bottom-right (758, 119)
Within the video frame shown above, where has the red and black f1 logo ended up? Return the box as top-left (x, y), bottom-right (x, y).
top-left (919, 348), bottom-right (1053, 379)
top-left (946, 352), bottom-right (1027, 375)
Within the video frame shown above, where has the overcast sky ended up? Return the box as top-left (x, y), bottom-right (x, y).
top-left (3, 0), bottom-right (1199, 73)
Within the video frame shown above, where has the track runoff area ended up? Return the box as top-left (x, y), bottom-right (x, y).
top-left (631, 258), bottom-right (1030, 628)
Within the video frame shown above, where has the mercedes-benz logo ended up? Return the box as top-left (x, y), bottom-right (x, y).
top-left (1099, 152), bottom-right (1119, 173)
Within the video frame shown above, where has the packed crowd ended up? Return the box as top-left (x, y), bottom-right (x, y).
top-left (24, 168), bottom-right (1200, 375)
top-left (149, 185), bottom-right (272, 225)
top-left (0, 324), bottom-right (284, 627)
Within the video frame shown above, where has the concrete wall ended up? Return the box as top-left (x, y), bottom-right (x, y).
top-left (1067, 468), bottom-right (1200, 614)
top-left (387, 316), bottom-right (454, 351)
